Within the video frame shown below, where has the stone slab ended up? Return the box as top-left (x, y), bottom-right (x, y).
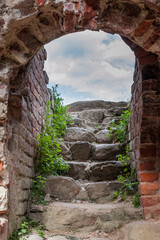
top-left (126, 221), bottom-right (160, 240)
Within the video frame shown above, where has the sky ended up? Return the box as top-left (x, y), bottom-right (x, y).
top-left (44, 30), bottom-right (135, 105)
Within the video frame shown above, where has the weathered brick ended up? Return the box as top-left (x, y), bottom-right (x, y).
top-left (134, 47), bottom-right (149, 58)
top-left (0, 143), bottom-right (4, 158)
top-left (140, 182), bottom-right (159, 195)
top-left (14, 0), bottom-right (35, 16)
top-left (142, 79), bottom-right (158, 91)
top-left (138, 54), bottom-right (157, 65)
top-left (144, 0), bottom-right (160, 12)
top-left (134, 20), bottom-right (153, 37)
top-left (0, 218), bottom-right (8, 240)
top-left (0, 83), bottom-right (8, 101)
top-left (0, 161), bottom-right (4, 172)
top-left (64, 11), bottom-right (75, 32)
top-left (139, 172), bottom-right (158, 182)
top-left (140, 130), bottom-right (156, 144)
top-left (140, 146), bottom-right (156, 158)
top-left (0, 102), bottom-right (7, 122)
top-left (138, 161), bottom-right (155, 171)
top-left (141, 195), bottom-right (160, 207)
top-left (0, 187), bottom-right (7, 212)
top-left (144, 28), bottom-right (160, 50)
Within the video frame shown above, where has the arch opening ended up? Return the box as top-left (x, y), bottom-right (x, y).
top-left (0, 0), bottom-right (159, 237)
top-left (44, 30), bottom-right (135, 104)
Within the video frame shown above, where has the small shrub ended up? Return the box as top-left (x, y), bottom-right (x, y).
top-left (109, 109), bottom-right (131, 144)
top-left (36, 85), bottom-right (72, 176)
top-left (132, 192), bottom-right (140, 208)
top-left (32, 85), bottom-right (72, 204)
top-left (113, 146), bottom-right (139, 203)
top-left (9, 218), bottom-right (45, 240)
top-left (31, 175), bottom-right (47, 205)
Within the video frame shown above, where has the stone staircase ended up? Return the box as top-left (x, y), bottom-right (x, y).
top-left (29, 100), bottom-right (142, 239)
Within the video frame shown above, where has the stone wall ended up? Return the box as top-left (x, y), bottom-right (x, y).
top-left (130, 46), bottom-right (160, 219)
top-left (7, 47), bottom-right (50, 235)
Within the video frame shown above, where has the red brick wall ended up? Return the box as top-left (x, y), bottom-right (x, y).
top-left (7, 47), bottom-right (51, 233)
top-left (131, 49), bottom-right (160, 219)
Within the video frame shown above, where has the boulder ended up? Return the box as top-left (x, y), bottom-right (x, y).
top-left (76, 188), bottom-right (89, 201)
top-left (67, 161), bottom-right (88, 180)
top-left (68, 117), bottom-right (85, 128)
top-left (63, 127), bottom-right (96, 142)
top-left (89, 161), bottom-right (122, 181)
top-left (85, 181), bottom-right (121, 202)
top-left (70, 141), bottom-right (91, 161)
top-left (109, 107), bottom-right (127, 116)
top-left (95, 129), bottom-right (112, 143)
top-left (93, 143), bottom-right (120, 160)
top-left (45, 176), bottom-right (81, 200)
top-left (102, 116), bottom-right (121, 129)
top-left (78, 109), bottom-right (104, 123)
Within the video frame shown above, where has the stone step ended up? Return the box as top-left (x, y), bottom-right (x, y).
top-left (93, 143), bottom-right (121, 161)
top-left (62, 142), bottom-right (120, 161)
top-left (23, 220), bottom-right (160, 240)
top-left (29, 201), bottom-right (142, 234)
top-left (68, 112), bottom-right (121, 130)
top-left (67, 161), bottom-right (123, 181)
top-left (45, 176), bottom-right (122, 203)
top-left (67, 100), bottom-right (127, 112)
top-left (83, 181), bottom-right (121, 203)
top-left (95, 129), bottom-right (113, 144)
top-left (63, 127), bottom-right (96, 142)
top-left (76, 109), bottom-right (108, 123)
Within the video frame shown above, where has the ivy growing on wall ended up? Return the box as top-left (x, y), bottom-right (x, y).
top-left (31, 85), bottom-right (72, 204)
top-left (109, 108), bottom-right (140, 207)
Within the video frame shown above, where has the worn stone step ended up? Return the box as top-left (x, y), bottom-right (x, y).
top-left (66, 161), bottom-right (89, 179)
top-left (87, 161), bottom-right (122, 181)
top-left (77, 109), bottom-right (107, 123)
top-left (93, 143), bottom-right (120, 160)
top-left (23, 220), bottom-right (160, 240)
top-left (63, 127), bottom-right (96, 142)
top-left (45, 176), bottom-right (122, 203)
top-left (29, 201), bottom-right (142, 234)
top-left (67, 100), bottom-right (127, 112)
top-left (83, 181), bottom-right (121, 203)
top-left (70, 141), bottom-right (92, 161)
top-left (95, 129), bottom-right (113, 144)
top-left (68, 117), bottom-right (86, 128)
top-left (62, 142), bottom-right (120, 161)
top-left (66, 161), bottom-right (122, 181)
top-left (68, 110), bottom-right (122, 130)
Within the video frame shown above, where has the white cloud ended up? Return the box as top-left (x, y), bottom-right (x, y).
top-left (44, 30), bottom-right (135, 104)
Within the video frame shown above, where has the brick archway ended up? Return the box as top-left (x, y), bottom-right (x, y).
top-left (0, 0), bottom-right (160, 237)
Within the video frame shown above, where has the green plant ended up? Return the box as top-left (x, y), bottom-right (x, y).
top-left (9, 218), bottom-right (45, 240)
top-left (94, 123), bottom-right (102, 130)
top-left (31, 175), bottom-right (47, 205)
top-left (132, 192), bottom-right (140, 208)
top-left (109, 109), bottom-right (131, 143)
top-left (113, 145), bottom-right (139, 207)
top-left (109, 109), bottom-right (139, 207)
top-left (31, 85), bottom-right (72, 204)
top-left (36, 86), bottom-right (71, 176)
